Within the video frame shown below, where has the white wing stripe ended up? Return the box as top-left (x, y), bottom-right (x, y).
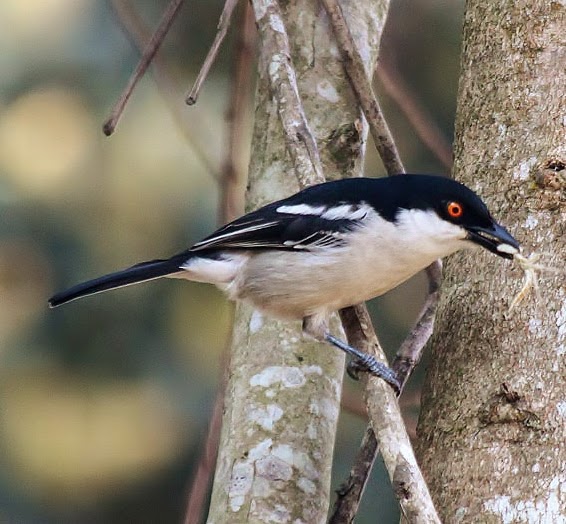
top-left (192, 221), bottom-right (279, 248)
top-left (322, 203), bottom-right (369, 220)
top-left (276, 204), bottom-right (326, 216)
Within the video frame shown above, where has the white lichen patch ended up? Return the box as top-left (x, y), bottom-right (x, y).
top-left (249, 438), bottom-right (273, 461)
top-left (247, 403), bottom-right (284, 431)
top-left (316, 80), bottom-right (339, 103)
top-left (269, 13), bottom-right (285, 34)
top-left (318, 397), bottom-right (339, 422)
top-left (250, 366), bottom-right (307, 388)
top-left (256, 455), bottom-right (293, 481)
top-left (301, 365), bottom-right (322, 376)
top-left (249, 310), bottom-right (264, 333)
top-left (513, 156), bottom-right (537, 181)
top-left (297, 477), bottom-right (316, 495)
top-left (557, 401), bottom-right (566, 419)
top-left (229, 461), bottom-right (254, 512)
top-left (523, 215), bottom-right (539, 230)
top-left (557, 299), bottom-right (566, 343)
top-left (272, 444), bottom-right (319, 481)
top-left (484, 490), bottom-right (564, 524)
top-left (252, 0), bottom-right (269, 20)
top-left (269, 54), bottom-right (283, 80)
top-left (528, 318), bottom-right (543, 336)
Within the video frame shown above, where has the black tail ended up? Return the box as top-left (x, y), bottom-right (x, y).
top-left (48, 258), bottom-right (183, 308)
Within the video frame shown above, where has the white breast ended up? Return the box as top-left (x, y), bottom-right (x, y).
top-left (233, 208), bottom-right (468, 319)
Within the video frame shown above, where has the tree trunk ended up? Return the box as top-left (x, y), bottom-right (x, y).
top-left (417, 0), bottom-right (565, 521)
top-left (207, 1), bottom-right (391, 522)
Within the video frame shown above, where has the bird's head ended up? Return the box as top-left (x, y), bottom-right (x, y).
top-left (385, 175), bottom-right (521, 260)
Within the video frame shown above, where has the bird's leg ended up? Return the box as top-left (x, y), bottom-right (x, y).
top-left (302, 316), bottom-right (400, 392)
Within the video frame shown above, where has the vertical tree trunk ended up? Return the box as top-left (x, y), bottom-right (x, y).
top-left (417, 0), bottom-right (565, 521)
top-left (207, 1), bottom-right (391, 522)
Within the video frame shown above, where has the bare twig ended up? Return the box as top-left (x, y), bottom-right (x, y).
top-left (186, 0), bottom-right (241, 105)
top-left (103, 0), bottom-right (184, 135)
top-left (219, 2), bottom-right (256, 224)
top-left (110, 0), bottom-right (219, 178)
top-left (251, 0), bottom-right (325, 187)
top-left (330, 424), bottom-right (378, 524)
top-left (183, 378), bottom-right (226, 524)
top-left (376, 60), bottom-right (453, 170)
top-left (321, 0), bottom-right (442, 521)
top-left (320, 0), bottom-right (404, 176)
top-left (337, 306), bottom-right (440, 524)
top-left (392, 262), bottom-right (443, 383)
top-left (183, 6), bottom-right (255, 523)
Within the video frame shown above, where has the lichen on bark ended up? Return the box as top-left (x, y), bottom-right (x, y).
top-left (416, 1), bottom-right (566, 521)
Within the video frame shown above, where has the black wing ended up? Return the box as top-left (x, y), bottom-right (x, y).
top-left (190, 189), bottom-right (373, 253)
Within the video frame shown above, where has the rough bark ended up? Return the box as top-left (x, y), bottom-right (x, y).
top-left (417, 1), bottom-right (565, 522)
top-left (207, 1), bottom-right (391, 522)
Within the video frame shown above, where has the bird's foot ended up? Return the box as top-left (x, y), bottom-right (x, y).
top-left (325, 333), bottom-right (400, 393)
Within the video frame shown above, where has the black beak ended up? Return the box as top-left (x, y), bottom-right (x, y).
top-left (466, 222), bottom-right (521, 259)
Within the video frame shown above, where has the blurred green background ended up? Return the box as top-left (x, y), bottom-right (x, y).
top-left (0, 0), bottom-right (463, 522)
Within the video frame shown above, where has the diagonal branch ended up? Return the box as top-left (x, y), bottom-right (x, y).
top-left (103, 0), bottom-right (185, 135)
top-left (109, 0), bottom-right (219, 178)
top-left (185, 0), bottom-right (241, 106)
top-left (321, 0), bottom-right (442, 521)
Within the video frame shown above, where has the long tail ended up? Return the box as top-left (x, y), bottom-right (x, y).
top-left (48, 258), bottom-right (184, 308)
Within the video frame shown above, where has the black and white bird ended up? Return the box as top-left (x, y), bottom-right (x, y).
top-left (49, 175), bottom-right (520, 390)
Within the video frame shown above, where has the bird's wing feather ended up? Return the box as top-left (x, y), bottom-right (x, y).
top-left (190, 201), bottom-right (372, 252)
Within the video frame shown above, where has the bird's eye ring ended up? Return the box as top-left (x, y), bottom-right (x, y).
top-left (447, 201), bottom-right (463, 218)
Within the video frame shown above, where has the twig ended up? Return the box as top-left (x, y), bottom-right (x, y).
top-left (321, 0), bottom-right (442, 521)
top-left (186, 0), bottom-right (241, 105)
top-left (330, 264), bottom-right (442, 522)
top-left (110, 0), bottom-right (220, 178)
top-left (376, 60), bottom-right (453, 171)
top-left (392, 262), bottom-right (443, 383)
top-left (330, 424), bottom-right (378, 524)
top-left (183, 6), bottom-right (254, 523)
top-left (219, 1), bottom-right (256, 224)
top-left (251, 0), bottom-right (325, 187)
top-left (336, 306), bottom-right (440, 524)
top-left (103, 0), bottom-right (185, 136)
top-left (183, 378), bottom-right (226, 524)
top-left (320, 0), bottom-right (404, 176)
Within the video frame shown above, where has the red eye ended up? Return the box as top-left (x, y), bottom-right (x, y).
top-left (447, 201), bottom-right (463, 218)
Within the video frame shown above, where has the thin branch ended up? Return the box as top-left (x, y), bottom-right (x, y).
top-left (376, 60), bottom-right (453, 171)
top-left (186, 0), bottom-right (241, 106)
top-left (183, 377), bottom-right (226, 524)
top-left (219, 2), bottom-right (256, 224)
top-left (392, 262), bottom-right (443, 383)
top-left (183, 6), bottom-right (255, 522)
top-left (320, 0), bottom-right (404, 176)
top-left (329, 424), bottom-right (377, 524)
top-left (337, 306), bottom-right (440, 523)
top-left (110, 0), bottom-right (220, 178)
top-left (103, 0), bottom-right (185, 135)
top-left (321, 0), bottom-right (442, 521)
top-left (251, 0), bottom-right (325, 187)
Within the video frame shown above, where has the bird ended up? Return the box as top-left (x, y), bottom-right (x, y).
top-left (49, 174), bottom-right (520, 391)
